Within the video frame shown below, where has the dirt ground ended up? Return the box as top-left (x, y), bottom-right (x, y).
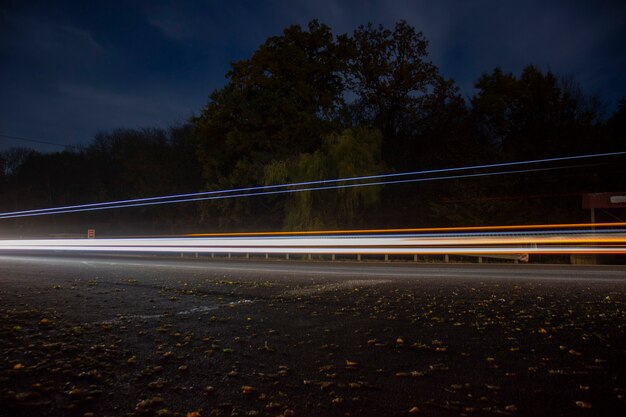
top-left (1, 257), bottom-right (625, 417)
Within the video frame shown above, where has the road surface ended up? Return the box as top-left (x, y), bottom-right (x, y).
top-left (1, 254), bottom-right (624, 417)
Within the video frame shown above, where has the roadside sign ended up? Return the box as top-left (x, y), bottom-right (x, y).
top-left (582, 192), bottom-right (626, 209)
top-left (87, 229), bottom-right (96, 239)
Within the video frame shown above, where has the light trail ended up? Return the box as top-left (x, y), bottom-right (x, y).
top-left (1, 150), bottom-right (623, 219)
top-left (188, 222), bottom-right (626, 237)
top-left (0, 164), bottom-right (595, 219)
top-left (1, 229), bottom-right (625, 256)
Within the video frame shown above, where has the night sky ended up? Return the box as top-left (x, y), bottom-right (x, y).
top-left (1, 0), bottom-right (625, 152)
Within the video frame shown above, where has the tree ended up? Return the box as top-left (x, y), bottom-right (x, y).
top-left (471, 65), bottom-right (601, 160)
top-left (194, 20), bottom-right (350, 227)
top-left (426, 66), bottom-right (611, 227)
top-left (606, 98), bottom-right (626, 151)
top-left (264, 128), bottom-right (386, 230)
top-left (347, 21), bottom-right (459, 169)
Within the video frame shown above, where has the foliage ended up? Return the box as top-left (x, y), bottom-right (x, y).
top-left (347, 21), bottom-right (460, 169)
top-left (264, 128), bottom-right (385, 230)
top-left (195, 20), bottom-right (348, 184)
top-left (194, 20), bottom-right (350, 227)
top-left (471, 65), bottom-right (601, 160)
top-left (0, 125), bottom-right (202, 236)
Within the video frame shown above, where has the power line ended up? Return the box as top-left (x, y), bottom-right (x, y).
top-left (0, 133), bottom-right (75, 149)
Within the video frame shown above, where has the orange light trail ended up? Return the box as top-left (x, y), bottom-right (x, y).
top-left (186, 222), bottom-right (626, 237)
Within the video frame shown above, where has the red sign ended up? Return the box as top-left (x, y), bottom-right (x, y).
top-left (87, 229), bottom-right (96, 239)
top-left (582, 192), bottom-right (626, 209)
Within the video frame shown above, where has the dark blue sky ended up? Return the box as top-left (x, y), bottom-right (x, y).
top-left (1, 0), bottom-right (625, 152)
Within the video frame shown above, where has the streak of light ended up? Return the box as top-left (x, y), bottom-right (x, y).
top-left (188, 222), bottom-right (626, 237)
top-left (0, 164), bottom-right (594, 219)
top-left (1, 231), bottom-right (625, 255)
top-left (0, 244), bottom-right (622, 255)
top-left (2, 149), bottom-right (624, 218)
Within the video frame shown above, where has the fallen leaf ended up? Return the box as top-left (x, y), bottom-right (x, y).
top-left (266, 402), bottom-right (281, 410)
top-left (318, 381), bottom-right (335, 390)
top-left (241, 385), bottom-right (256, 395)
top-left (575, 401), bottom-right (592, 409)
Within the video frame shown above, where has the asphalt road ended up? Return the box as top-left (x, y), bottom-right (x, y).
top-left (1, 254), bottom-right (625, 417)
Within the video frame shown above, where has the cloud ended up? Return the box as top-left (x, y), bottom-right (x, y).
top-left (143, 1), bottom-right (264, 48)
top-left (1, 0), bottom-right (624, 153)
top-left (0, 10), bottom-right (105, 68)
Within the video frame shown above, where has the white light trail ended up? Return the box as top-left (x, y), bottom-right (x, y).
top-left (1, 231), bottom-right (624, 255)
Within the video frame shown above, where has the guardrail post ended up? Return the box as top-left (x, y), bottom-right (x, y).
top-left (228, 253), bottom-right (231, 259)
top-left (478, 256), bottom-right (483, 264)
top-left (357, 254), bottom-right (361, 261)
top-left (331, 254), bottom-right (335, 261)
top-left (286, 253), bottom-right (290, 260)
top-left (246, 253), bottom-right (249, 259)
top-left (384, 254), bottom-right (389, 262)
top-left (445, 254), bottom-right (449, 263)
top-left (308, 253), bottom-right (312, 260)
top-left (265, 253), bottom-right (269, 259)
top-left (414, 254), bottom-right (417, 262)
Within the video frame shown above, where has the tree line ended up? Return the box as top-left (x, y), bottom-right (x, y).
top-left (1, 20), bottom-right (624, 236)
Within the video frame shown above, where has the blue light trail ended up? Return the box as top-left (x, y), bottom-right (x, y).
top-left (0, 164), bottom-right (593, 219)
